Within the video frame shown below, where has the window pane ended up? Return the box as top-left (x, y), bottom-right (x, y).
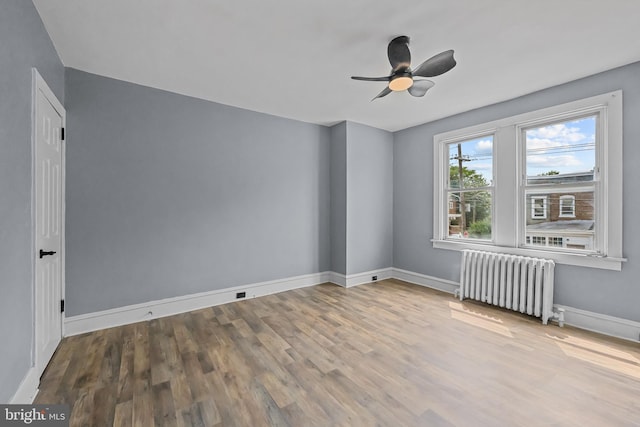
top-left (526, 116), bottom-right (596, 185)
top-left (448, 136), bottom-right (493, 189)
top-left (448, 191), bottom-right (492, 240)
top-left (525, 190), bottom-right (594, 250)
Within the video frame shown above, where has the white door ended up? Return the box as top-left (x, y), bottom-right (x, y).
top-left (33, 70), bottom-right (65, 376)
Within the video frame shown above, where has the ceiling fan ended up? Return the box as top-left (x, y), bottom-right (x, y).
top-left (351, 35), bottom-right (456, 100)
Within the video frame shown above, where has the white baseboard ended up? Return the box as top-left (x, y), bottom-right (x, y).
top-left (554, 304), bottom-right (640, 343)
top-left (64, 267), bottom-right (640, 346)
top-left (10, 367), bottom-right (39, 404)
top-left (65, 267), bottom-right (397, 336)
top-left (327, 271), bottom-right (346, 287)
top-left (330, 268), bottom-right (393, 288)
top-left (346, 267), bottom-right (393, 288)
top-left (65, 271), bottom-right (332, 336)
top-left (391, 268), bottom-right (459, 294)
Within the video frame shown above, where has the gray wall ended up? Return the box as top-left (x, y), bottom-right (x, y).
top-left (346, 122), bottom-right (393, 274)
top-left (0, 0), bottom-right (64, 403)
top-left (329, 121), bottom-right (394, 276)
top-left (65, 69), bottom-right (330, 316)
top-left (330, 123), bottom-right (347, 274)
top-left (394, 61), bottom-right (640, 322)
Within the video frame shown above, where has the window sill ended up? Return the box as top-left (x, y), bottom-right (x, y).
top-left (432, 239), bottom-right (625, 271)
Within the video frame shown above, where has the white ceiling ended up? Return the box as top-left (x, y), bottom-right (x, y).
top-left (33, 0), bottom-right (640, 132)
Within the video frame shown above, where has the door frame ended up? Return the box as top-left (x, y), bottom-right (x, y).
top-left (31, 68), bottom-right (66, 375)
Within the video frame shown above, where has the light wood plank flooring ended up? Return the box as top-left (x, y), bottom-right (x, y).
top-left (35, 279), bottom-right (640, 426)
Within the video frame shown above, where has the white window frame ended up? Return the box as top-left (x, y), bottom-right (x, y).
top-left (559, 195), bottom-right (576, 218)
top-left (530, 196), bottom-right (547, 219)
top-left (433, 91), bottom-right (624, 270)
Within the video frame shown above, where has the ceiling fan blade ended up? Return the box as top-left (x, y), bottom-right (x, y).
top-left (412, 50), bottom-right (456, 77)
top-left (351, 75), bottom-right (392, 82)
top-left (372, 86), bottom-right (392, 101)
top-left (407, 79), bottom-right (435, 97)
top-left (388, 36), bottom-right (411, 71)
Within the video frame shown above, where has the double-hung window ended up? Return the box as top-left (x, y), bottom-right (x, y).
top-left (559, 195), bottom-right (576, 218)
top-left (433, 91), bottom-right (624, 270)
top-left (530, 196), bottom-right (547, 219)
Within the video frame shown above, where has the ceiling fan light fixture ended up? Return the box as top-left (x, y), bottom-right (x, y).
top-left (388, 76), bottom-right (413, 91)
top-left (351, 35), bottom-right (456, 99)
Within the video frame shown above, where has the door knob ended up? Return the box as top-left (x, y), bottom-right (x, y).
top-left (39, 249), bottom-right (57, 259)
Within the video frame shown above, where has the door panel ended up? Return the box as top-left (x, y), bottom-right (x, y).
top-left (34, 77), bottom-right (64, 376)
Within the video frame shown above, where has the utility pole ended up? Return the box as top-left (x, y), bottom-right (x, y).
top-left (453, 144), bottom-right (470, 235)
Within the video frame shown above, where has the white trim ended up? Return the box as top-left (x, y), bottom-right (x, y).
top-left (327, 271), bottom-right (347, 287)
top-left (554, 304), bottom-right (640, 343)
top-left (344, 268), bottom-right (393, 288)
top-left (10, 368), bottom-right (39, 404)
top-left (391, 268), bottom-right (459, 294)
top-left (432, 239), bottom-right (624, 271)
top-left (65, 271), bottom-right (332, 336)
top-left (329, 268), bottom-right (394, 288)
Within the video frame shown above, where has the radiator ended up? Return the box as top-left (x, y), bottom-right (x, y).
top-left (459, 250), bottom-right (555, 324)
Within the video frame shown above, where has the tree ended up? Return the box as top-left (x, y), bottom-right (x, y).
top-left (449, 165), bottom-right (489, 188)
top-left (468, 218), bottom-right (491, 238)
top-left (449, 166), bottom-right (491, 236)
top-left (539, 170), bottom-right (560, 176)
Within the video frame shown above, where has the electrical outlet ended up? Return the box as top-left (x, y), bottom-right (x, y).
top-left (236, 292), bottom-right (246, 299)
top-left (372, 275), bottom-right (378, 281)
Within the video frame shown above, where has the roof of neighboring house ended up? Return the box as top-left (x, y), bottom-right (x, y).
top-left (527, 171), bottom-right (594, 185)
top-left (527, 220), bottom-right (594, 231)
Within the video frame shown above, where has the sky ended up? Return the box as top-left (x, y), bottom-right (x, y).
top-left (448, 115), bottom-right (596, 183)
top-left (448, 136), bottom-right (493, 184)
top-left (525, 116), bottom-right (596, 176)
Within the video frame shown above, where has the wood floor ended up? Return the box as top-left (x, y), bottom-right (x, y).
top-left (35, 279), bottom-right (640, 426)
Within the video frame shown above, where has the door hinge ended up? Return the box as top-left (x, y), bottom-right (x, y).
top-left (60, 299), bottom-right (65, 313)
top-left (61, 127), bottom-right (65, 141)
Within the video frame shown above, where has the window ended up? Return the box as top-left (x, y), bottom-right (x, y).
top-left (549, 237), bottom-right (563, 247)
top-left (433, 91), bottom-right (624, 270)
top-left (530, 196), bottom-right (547, 219)
top-left (559, 195), bottom-right (576, 218)
top-left (531, 236), bottom-right (546, 245)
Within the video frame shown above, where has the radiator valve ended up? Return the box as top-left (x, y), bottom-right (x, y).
top-left (550, 308), bottom-right (566, 327)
